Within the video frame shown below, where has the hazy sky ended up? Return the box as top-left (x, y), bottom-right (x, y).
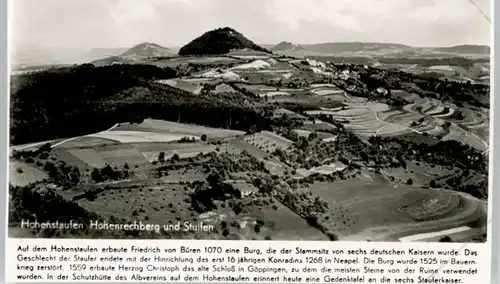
top-left (11, 0), bottom-right (491, 51)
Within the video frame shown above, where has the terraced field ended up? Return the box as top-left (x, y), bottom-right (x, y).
top-left (306, 105), bottom-right (411, 137)
top-left (302, 94), bottom-right (489, 152)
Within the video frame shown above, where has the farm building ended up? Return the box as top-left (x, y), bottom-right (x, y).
top-left (223, 180), bottom-right (259, 197)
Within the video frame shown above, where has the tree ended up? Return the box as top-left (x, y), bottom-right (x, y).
top-left (38, 143), bottom-right (52, 153)
top-left (158, 152), bottom-right (165, 163)
top-left (172, 154), bottom-right (180, 162)
top-left (439, 236), bottom-right (452, 242)
top-left (201, 134), bottom-right (207, 142)
top-left (326, 232), bottom-right (338, 241)
top-left (91, 169), bottom-right (102, 183)
top-left (248, 125), bottom-right (258, 134)
top-left (429, 179), bottom-right (437, 188)
top-left (308, 132), bottom-right (318, 141)
top-left (39, 152), bottom-right (50, 160)
top-left (296, 137), bottom-right (309, 150)
top-left (207, 172), bottom-right (223, 189)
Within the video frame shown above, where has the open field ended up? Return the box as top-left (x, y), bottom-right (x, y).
top-left (302, 120), bottom-right (338, 132)
top-left (296, 162), bottom-right (347, 177)
top-left (131, 142), bottom-right (213, 152)
top-left (99, 147), bottom-right (150, 167)
top-left (10, 139), bottom-right (62, 152)
top-left (348, 192), bottom-right (486, 242)
top-left (305, 175), bottom-right (485, 242)
top-left (241, 198), bottom-right (329, 240)
top-left (380, 161), bottom-right (456, 186)
top-left (311, 89), bottom-right (345, 96)
top-left (55, 139), bottom-right (218, 169)
top-left (156, 78), bottom-right (205, 94)
top-left (56, 136), bottom-right (118, 149)
top-left (51, 148), bottom-right (91, 169)
top-left (212, 83), bottom-right (237, 93)
top-left (221, 138), bottom-right (263, 157)
top-left (68, 149), bottom-right (108, 168)
top-left (141, 144), bottom-right (216, 162)
top-left (9, 160), bottom-right (48, 186)
top-left (115, 119), bottom-right (245, 139)
top-left (293, 129), bottom-right (312, 138)
top-left (306, 179), bottom-right (433, 234)
top-left (89, 130), bottom-right (197, 143)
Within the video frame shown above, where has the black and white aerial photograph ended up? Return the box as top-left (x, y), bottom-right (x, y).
top-left (8, 0), bottom-right (490, 242)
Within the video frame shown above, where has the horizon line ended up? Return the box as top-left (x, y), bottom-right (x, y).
top-left (11, 41), bottom-right (491, 52)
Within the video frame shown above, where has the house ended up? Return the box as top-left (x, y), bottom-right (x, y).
top-left (376, 87), bottom-right (388, 96)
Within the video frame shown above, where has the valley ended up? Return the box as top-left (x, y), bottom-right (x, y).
top-left (8, 27), bottom-right (489, 243)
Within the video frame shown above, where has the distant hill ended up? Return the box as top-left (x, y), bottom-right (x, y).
top-left (433, 45), bottom-right (490, 54)
top-left (270, 41), bottom-right (490, 58)
top-left (302, 42), bottom-right (411, 53)
top-left (120, 42), bottom-right (175, 58)
top-left (90, 43), bottom-right (176, 66)
top-left (178, 27), bottom-right (270, 56)
top-left (271, 41), bottom-right (304, 52)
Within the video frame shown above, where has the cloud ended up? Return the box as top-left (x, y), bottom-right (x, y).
top-left (10, 0), bottom-right (491, 51)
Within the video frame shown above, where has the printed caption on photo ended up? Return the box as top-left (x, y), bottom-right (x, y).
top-left (9, 240), bottom-right (485, 283)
